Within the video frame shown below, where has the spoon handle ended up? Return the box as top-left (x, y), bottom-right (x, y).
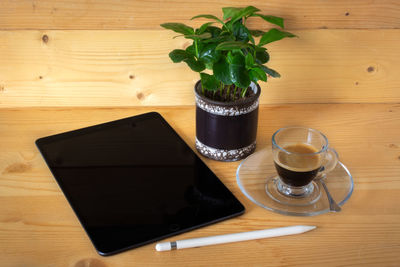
top-left (320, 179), bottom-right (342, 212)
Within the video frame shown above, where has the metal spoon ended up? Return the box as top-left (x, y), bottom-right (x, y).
top-left (317, 176), bottom-right (341, 212)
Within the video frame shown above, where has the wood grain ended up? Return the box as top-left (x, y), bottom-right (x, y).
top-left (0, 104), bottom-right (399, 266)
top-left (1, 29), bottom-right (400, 107)
top-left (1, 0), bottom-right (400, 30)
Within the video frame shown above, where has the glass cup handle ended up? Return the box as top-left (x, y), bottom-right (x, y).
top-left (318, 148), bottom-right (339, 178)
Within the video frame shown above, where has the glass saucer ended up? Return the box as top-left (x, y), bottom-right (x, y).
top-left (236, 148), bottom-right (354, 216)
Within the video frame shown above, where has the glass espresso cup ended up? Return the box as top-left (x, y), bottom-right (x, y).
top-left (271, 127), bottom-right (338, 199)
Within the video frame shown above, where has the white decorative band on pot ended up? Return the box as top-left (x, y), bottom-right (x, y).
top-left (195, 137), bottom-right (256, 162)
top-left (195, 82), bottom-right (259, 116)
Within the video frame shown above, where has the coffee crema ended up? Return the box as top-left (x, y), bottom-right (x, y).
top-left (274, 143), bottom-right (322, 187)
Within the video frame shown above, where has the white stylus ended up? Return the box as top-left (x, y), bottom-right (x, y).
top-left (155, 225), bottom-right (316, 251)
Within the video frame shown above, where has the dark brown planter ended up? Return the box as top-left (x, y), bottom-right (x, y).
top-left (194, 80), bottom-right (261, 161)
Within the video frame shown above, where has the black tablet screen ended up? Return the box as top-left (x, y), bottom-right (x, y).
top-left (36, 112), bottom-right (244, 255)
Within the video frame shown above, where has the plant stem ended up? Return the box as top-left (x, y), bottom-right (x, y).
top-left (226, 85), bottom-right (230, 101)
top-left (233, 85), bottom-right (238, 100)
top-left (241, 87), bottom-right (248, 98)
top-left (194, 39), bottom-right (199, 58)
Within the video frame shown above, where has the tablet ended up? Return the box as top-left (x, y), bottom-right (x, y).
top-left (36, 112), bottom-right (244, 256)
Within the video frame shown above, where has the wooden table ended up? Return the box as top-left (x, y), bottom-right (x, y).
top-left (1, 0), bottom-right (400, 265)
top-left (1, 104), bottom-right (399, 266)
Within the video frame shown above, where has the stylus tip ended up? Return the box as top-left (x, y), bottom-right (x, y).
top-left (155, 242), bottom-right (171, 251)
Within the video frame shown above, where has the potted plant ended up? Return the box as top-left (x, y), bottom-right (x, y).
top-left (161, 6), bottom-right (296, 161)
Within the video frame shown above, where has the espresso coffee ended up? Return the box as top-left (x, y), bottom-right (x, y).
top-left (274, 143), bottom-right (322, 187)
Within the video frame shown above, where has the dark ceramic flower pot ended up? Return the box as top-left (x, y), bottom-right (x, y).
top-left (194, 80), bottom-right (261, 161)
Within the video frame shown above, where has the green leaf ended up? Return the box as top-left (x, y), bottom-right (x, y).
top-left (197, 22), bottom-right (215, 34)
top-left (250, 67), bottom-right (267, 82)
top-left (184, 57), bottom-right (206, 72)
top-left (199, 43), bottom-right (221, 65)
top-left (251, 14), bottom-right (284, 28)
top-left (186, 43), bottom-right (203, 57)
top-left (259, 28), bottom-right (297, 46)
top-left (229, 53), bottom-right (250, 88)
top-left (184, 32), bottom-right (212, 40)
top-left (200, 73), bottom-right (219, 91)
top-left (169, 48), bottom-right (205, 72)
top-left (222, 7), bottom-right (241, 20)
top-left (204, 26), bottom-right (223, 37)
top-left (160, 23), bottom-right (194, 35)
top-left (191, 14), bottom-right (226, 26)
top-left (245, 53), bottom-right (254, 68)
top-left (216, 41), bottom-right (250, 50)
top-left (249, 29), bottom-right (265, 37)
top-left (232, 21), bottom-right (254, 44)
top-left (213, 57), bottom-right (232, 85)
top-left (260, 65), bottom-right (281, 78)
top-left (203, 34), bottom-right (232, 44)
top-left (232, 6), bottom-right (260, 23)
top-left (205, 62), bottom-right (213, 70)
top-left (230, 53), bottom-right (246, 66)
top-left (169, 49), bottom-right (190, 63)
top-left (249, 70), bottom-right (258, 83)
top-left (255, 50), bottom-right (270, 64)
top-left (232, 21), bottom-right (247, 41)
top-left (222, 6), bottom-right (260, 22)
top-left (225, 51), bottom-right (233, 63)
